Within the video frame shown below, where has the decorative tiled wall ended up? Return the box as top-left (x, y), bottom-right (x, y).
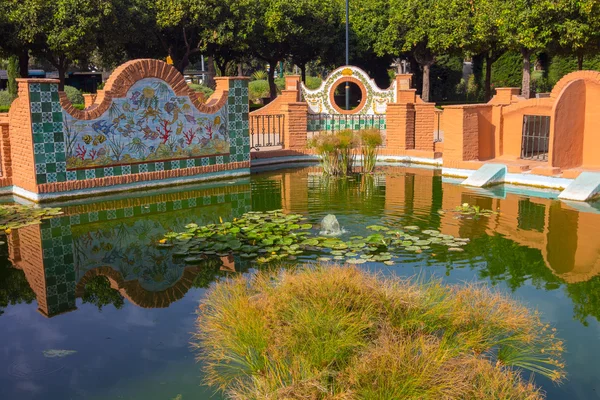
top-left (11, 59), bottom-right (250, 200)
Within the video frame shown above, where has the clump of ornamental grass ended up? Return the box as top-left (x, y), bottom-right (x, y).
top-left (193, 264), bottom-right (565, 400)
top-left (308, 130), bottom-right (357, 176)
top-left (358, 128), bottom-right (382, 173)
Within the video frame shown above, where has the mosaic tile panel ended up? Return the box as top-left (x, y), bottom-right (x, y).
top-left (307, 115), bottom-right (387, 132)
top-left (30, 79), bottom-right (249, 185)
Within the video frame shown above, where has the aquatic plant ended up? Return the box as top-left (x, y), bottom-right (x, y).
top-left (359, 128), bottom-right (383, 173)
top-left (193, 264), bottom-right (565, 399)
top-left (309, 130), bottom-right (357, 176)
top-left (0, 205), bottom-right (63, 233)
top-left (162, 210), bottom-right (475, 265)
top-left (440, 203), bottom-right (499, 219)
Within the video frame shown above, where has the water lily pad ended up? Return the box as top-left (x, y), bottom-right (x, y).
top-left (448, 247), bottom-right (465, 252)
top-left (367, 225), bottom-right (389, 231)
top-left (43, 350), bottom-right (77, 358)
top-left (404, 226), bottom-right (420, 231)
top-left (383, 261), bottom-right (395, 266)
top-left (346, 258), bottom-right (367, 264)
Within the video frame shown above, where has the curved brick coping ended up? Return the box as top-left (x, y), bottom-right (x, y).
top-left (329, 76), bottom-right (368, 114)
top-left (75, 265), bottom-right (200, 308)
top-left (551, 70), bottom-right (600, 99)
top-left (38, 161), bottom-right (250, 193)
top-left (59, 59), bottom-right (230, 120)
top-left (61, 183), bottom-right (251, 215)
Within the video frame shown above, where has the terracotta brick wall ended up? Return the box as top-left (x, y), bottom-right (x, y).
top-left (9, 80), bottom-right (38, 193)
top-left (0, 113), bottom-right (13, 186)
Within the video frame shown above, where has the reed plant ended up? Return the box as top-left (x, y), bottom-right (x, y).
top-left (308, 130), bottom-right (356, 176)
top-left (193, 264), bottom-right (565, 399)
top-left (359, 128), bottom-right (383, 173)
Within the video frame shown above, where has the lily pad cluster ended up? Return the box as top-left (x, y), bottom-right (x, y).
top-left (162, 210), bottom-right (472, 265)
top-left (438, 203), bottom-right (498, 219)
top-left (0, 205), bottom-right (63, 233)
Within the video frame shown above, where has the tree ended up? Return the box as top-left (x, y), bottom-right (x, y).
top-left (287, 0), bottom-right (345, 83)
top-left (468, 0), bottom-right (507, 101)
top-left (496, 0), bottom-right (558, 98)
top-left (378, 0), bottom-right (471, 102)
top-left (555, 0), bottom-right (600, 70)
top-left (7, 56), bottom-right (19, 99)
top-left (0, 2), bottom-right (31, 78)
top-left (6, 0), bottom-right (113, 90)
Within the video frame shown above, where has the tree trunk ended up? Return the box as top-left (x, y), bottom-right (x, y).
top-left (18, 51), bottom-right (29, 78)
top-left (237, 63), bottom-right (243, 76)
top-left (205, 56), bottom-right (216, 89)
top-left (484, 52), bottom-right (493, 102)
top-left (577, 53), bottom-right (584, 70)
top-left (521, 49), bottom-right (531, 99)
top-left (422, 64), bottom-right (431, 102)
top-left (268, 60), bottom-right (278, 100)
top-left (58, 67), bottom-right (66, 91)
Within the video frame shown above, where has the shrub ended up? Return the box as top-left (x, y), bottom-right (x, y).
top-left (0, 91), bottom-right (14, 110)
top-left (305, 76), bottom-right (323, 90)
top-left (359, 128), bottom-right (382, 173)
top-left (251, 70), bottom-right (267, 81)
top-left (249, 79), bottom-right (270, 101)
top-left (194, 264), bottom-right (565, 399)
top-left (491, 51), bottom-right (523, 88)
top-left (188, 83), bottom-right (214, 100)
top-left (64, 85), bottom-right (84, 105)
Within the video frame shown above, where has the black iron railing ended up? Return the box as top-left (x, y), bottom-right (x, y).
top-left (521, 115), bottom-right (550, 161)
top-left (250, 114), bottom-right (284, 150)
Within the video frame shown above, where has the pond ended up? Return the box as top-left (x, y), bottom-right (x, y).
top-left (1, 164), bottom-right (600, 400)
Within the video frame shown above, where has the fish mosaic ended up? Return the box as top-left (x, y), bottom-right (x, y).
top-left (63, 78), bottom-right (229, 169)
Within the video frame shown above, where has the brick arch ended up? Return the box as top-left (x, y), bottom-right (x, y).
top-left (60, 59), bottom-right (228, 120)
top-left (550, 70), bottom-right (600, 99)
top-left (75, 265), bottom-right (200, 308)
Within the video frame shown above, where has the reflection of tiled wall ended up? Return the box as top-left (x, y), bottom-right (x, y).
top-left (12, 59), bottom-right (250, 199)
top-left (20, 187), bottom-right (252, 316)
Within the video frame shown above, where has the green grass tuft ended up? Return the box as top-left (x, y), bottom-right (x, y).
top-left (193, 264), bottom-right (566, 399)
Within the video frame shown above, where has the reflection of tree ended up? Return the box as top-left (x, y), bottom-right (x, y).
top-left (565, 277), bottom-right (600, 326)
top-left (81, 275), bottom-right (125, 311)
top-left (468, 234), bottom-right (562, 292)
top-left (0, 263), bottom-right (36, 316)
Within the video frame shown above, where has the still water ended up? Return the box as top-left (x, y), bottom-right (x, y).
top-left (1, 164), bottom-right (600, 399)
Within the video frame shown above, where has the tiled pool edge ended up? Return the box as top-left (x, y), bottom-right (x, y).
top-left (10, 168), bottom-right (250, 202)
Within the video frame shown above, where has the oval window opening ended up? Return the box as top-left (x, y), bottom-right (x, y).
top-left (333, 81), bottom-right (362, 111)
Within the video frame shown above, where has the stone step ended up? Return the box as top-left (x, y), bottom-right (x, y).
top-left (558, 172), bottom-right (600, 202)
top-left (461, 164), bottom-right (507, 188)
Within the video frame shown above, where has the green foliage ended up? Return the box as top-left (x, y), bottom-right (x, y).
top-left (304, 76), bottom-right (322, 90)
top-left (194, 264), bottom-right (565, 398)
top-left (0, 91), bottom-right (14, 109)
top-left (547, 54), bottom-right (600, 86)
top-left (359, 129), bottom-right (383, 174)
top-left (491, 51), bottom-right (523, 88)
top-left (251, 70), bottom-right (267, 81)
top-left (63, 85), bottom-right (84, 105)
top-left (81, 275), bottom-right (124, 311)
top-left (249, 79), bottom-right (270, 101)
top-left (430, 55), bottom-right (464, 102)
top-left (188, 83), bottom-right (214, 99)
top-left (0, 205), bottom-right (63, 232)
top-left (6, 55), bottom-right (18, 99)
top-left (0, 250), bottom-right (36, 316)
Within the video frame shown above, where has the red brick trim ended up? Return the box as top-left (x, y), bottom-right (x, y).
top-left (38, 161), bottom-right (250, 193)
top-left (60, 59), bottom-right (229, 120)
top-left (329, 76), bottom-right (368, 115)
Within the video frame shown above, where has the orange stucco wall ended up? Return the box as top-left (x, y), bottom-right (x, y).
top-left (551, 80), bottom-right (586, 169)
top-left (582, 81), bottom-right (600, 167)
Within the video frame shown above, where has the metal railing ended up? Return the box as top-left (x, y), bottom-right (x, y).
top-left (250, 114), bottom-right (284, 150)
top-left (521, 115), bottom-right (550, 161)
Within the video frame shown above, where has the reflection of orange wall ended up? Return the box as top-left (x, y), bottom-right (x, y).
top-left (546, 202), bottom-right (578, 274)
top-left (8, 225), bottom-right (50, 316)
top-left (550, 80), bottom-right (586, 169)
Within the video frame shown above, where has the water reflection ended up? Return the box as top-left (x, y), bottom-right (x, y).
top-left (2, 182), bottom-right (252, 318)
